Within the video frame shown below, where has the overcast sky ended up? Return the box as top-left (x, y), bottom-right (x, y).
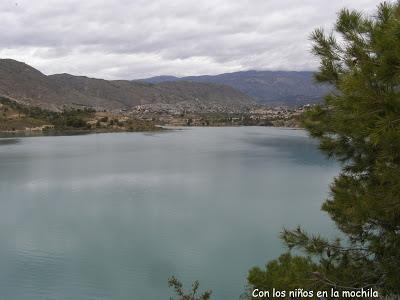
top-left (0, 0), bottom-right (379, 79)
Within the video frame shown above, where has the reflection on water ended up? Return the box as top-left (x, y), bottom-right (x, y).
top-left (241, 133), bottom-right (332, 166)
top-left (0, 130), bottom-right (94, 139)
top-left (0, 127), bottom-right (339, 299)
top-left (0, 138), bottom-right (20, 146)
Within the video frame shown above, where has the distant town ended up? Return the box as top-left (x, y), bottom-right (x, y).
top-left (1, 95), bottom-right (311, 135)
top-left (128, 103), bottom-right (311, 127)
top-left (0, 59), bottom-right (321, 134)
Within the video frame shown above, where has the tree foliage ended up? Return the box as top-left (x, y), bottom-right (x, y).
top-left (249, 1), bottom-right (400, 298)
top-left (168, 276), bottom-right (211, 300)
top-left (247, 253), bottom-right (322, 295)
top-left (0, 97), bottom-right (95, 130)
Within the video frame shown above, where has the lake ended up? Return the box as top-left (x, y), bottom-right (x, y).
top-left (0, 127), bottom-right (339, 299)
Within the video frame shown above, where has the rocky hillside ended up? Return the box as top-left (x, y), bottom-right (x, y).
top-left (0, 59), bottom-right (255, 111)
top-left (141, 70), bottom-right (332, 106)
top-left (50, 74), bottom-right (254, 109)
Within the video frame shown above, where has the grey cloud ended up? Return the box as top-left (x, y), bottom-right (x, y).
top-left (0, 0), bottom-right (379, 79)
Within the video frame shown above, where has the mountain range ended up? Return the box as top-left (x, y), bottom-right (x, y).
top-left (141, 70), bottom-right (331, 106)
top-left (0, 59), bottom-right (254, 111)
top-left (0, 59), bottom-right (330, 111)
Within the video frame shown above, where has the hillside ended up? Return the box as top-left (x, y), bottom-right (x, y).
top-left (0, 59), bottom-right (114, 110)
top-left (0, 96), bottom-right (159, 134)
top-left (0, 59), bottom-right (255, 111)
top-left (141, 70), bottom-right (332, 106)
top-left (49, 74), bottom-right (254, 109)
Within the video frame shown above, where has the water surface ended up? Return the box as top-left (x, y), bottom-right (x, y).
top-left (0, 127), bottom-right (339, 299)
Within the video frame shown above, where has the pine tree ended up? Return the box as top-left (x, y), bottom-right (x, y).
top-left (249, 1), bottom-right (400, 297)
top-left (168, 276), bottom-right (211, 300)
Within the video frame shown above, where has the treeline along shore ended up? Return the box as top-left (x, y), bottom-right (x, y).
top-left (0, 96), bottom-right (161, 135)
top-left (0, 95), bottom-right (309, 136)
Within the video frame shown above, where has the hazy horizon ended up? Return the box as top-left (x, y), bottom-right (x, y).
top-left (0, 57), bottom-right (321, 81)
top-left (1, 0), bottom-right (378, 79)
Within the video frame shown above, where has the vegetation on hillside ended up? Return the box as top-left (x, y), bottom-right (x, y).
top-left (0, 97), bottom-right (95, 131)
top-left (0, 97), bottom-right (159, 134)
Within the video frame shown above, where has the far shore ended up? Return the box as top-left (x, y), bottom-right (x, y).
top-left (0, 124), bottom-right (304, 139)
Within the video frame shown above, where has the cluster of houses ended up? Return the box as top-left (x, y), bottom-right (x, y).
top-left (25, 124), bottom-right (55, 132)
top-left (127, 103), bottom-right (312, 127)
top-left (248, 104), bottom-right (312, 121)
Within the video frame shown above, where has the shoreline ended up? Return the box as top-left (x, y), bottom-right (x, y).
top-left (0, 125), bottom-right (303, 138)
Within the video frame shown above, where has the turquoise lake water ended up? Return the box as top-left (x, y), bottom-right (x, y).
top-left (0, 127), bottom-right (339, 299)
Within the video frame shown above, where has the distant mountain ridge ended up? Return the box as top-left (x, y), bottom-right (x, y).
top-left (0, 59), bottom-right (254, 111)
top-left (141, 70), bottom-right (331, 106)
